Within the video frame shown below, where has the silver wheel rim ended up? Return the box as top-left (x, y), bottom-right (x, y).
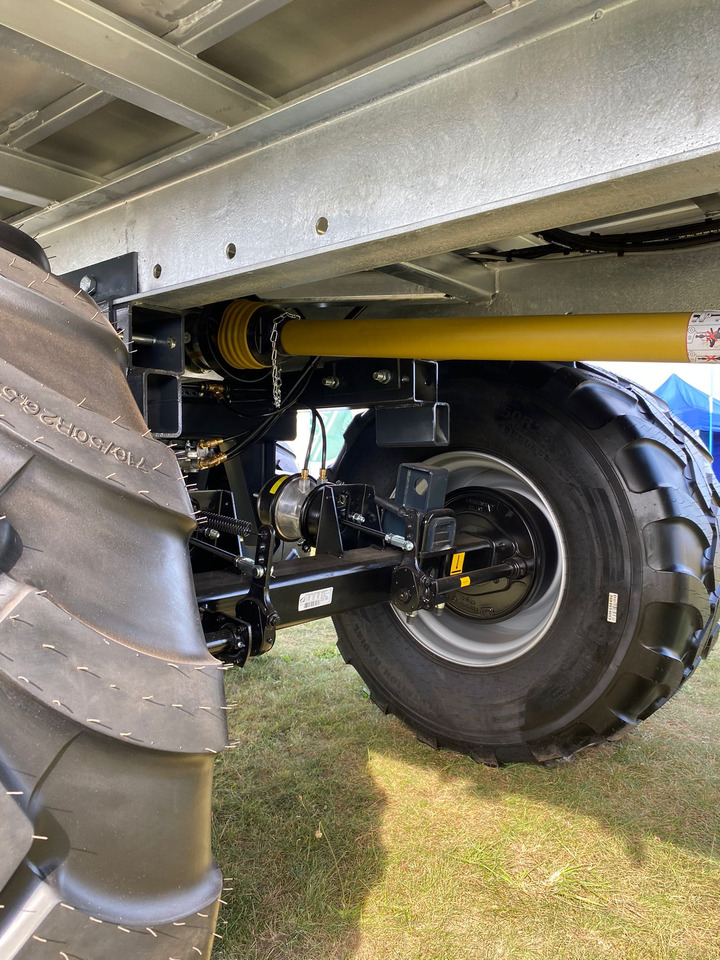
top-left (392, 451), bottom-right (567, 667)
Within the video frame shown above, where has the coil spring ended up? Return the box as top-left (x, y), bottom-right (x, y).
top-left (197, 511), bottom-right (252, 539)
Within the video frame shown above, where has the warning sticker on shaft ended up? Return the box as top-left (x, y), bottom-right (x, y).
top-left (687, 311), bottom-right (720, 362)
top-left (298, 587), bottom-right (334, 612)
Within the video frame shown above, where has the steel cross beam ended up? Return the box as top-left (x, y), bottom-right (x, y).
top-left (0, 145), bottom-right (102, 207)
top-left (0, 87), bottom-right (116, 151)
top-left (266, 246), bottom-right (720, 318)
top-left (22, 0), bottom-right (720, 310)
top-left (164, 0), bottom-right (295, 54)
top-left (0, 0), bottom-right (290, 150)
top-left (0, 0), bottom-right (277, 136)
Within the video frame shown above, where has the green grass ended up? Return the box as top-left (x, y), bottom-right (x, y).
top-left (212, 622), bottom-right (720, 960)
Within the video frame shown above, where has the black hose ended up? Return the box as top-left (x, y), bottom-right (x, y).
top-left (303, 409), bottom-right (317, 474)
top-left (223, 357), bottom-right (321, 462)
top-left (539, 223), bottom-right (720, 253)
top-left (496, 217), bottom-right (720, 261)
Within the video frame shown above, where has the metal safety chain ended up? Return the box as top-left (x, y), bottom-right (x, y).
top-left (270, 320), bottom-right (281, 408)
top-left (270, 310), bottom-right (300, 408)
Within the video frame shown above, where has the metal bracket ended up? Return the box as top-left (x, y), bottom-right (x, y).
top-left (235, 524), bottom-right (280, 655)
top-left (375, 402), bottom-right (450, 447)
top-left (60, 252), bottom-right (138, 316)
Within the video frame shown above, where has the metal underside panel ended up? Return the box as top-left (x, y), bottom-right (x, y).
top-left (0, 0), bottom-right (719, 315)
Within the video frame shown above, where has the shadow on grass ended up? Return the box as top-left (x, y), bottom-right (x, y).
top-left (397, 715), bottom-right (720, 867)
top-left (212, 623), bottom-right (720, 958)
top-left (212, 634), bottom-right (388, 960)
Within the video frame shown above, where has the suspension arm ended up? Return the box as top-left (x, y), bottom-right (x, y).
top-left (195, 546), bottom-right (399, 627)
top-left (195, 533), bottom-right (531, 656)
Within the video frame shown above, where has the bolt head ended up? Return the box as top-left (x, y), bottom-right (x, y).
top-left (79, 274), bottom-right (96, 294)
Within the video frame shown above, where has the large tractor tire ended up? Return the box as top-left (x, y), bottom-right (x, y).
top-left (0, 236), bottom-right (226, 958)
top-left (334, 361), bottom-right (720, 765)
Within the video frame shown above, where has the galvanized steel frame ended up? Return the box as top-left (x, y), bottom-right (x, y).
top-left (0, 0), bottom-right (289, 150)
top-left (0, 145), bottom-right (102, 206)
top-left (0, 0), bottom-right (277, 136)
top-left (13, 0), bottom-right (720, 312)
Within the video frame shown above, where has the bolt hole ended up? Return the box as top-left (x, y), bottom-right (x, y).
top-left (315, 216), bottom-right (329, 235)
top-left (152, 263), bottom-right (162, 279)
top-left (225, 243), bottom-right (236, 259)
top-left (414, 477), bottom-right (429, 496)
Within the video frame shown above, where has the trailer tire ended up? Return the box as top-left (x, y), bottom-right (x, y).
top-left (333, 361), bottom-right (720, 765)
top-left (0, 240), bottom-right (225, 958)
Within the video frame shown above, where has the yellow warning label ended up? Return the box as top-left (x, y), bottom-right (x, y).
top-left (269, 475), bottom-right (288, 495)
top-left (450, 552), bottom-right (465, 575)
top-left (459, 576), bottom-right (471, 587)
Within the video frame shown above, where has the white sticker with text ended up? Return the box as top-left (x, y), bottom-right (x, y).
top-left (298, 587), bottom-right (334, 612)
top-left (607, 592), bottom-right (618, 623)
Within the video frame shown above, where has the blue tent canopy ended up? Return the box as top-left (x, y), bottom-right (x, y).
top-left (655, 374), bottom-right (720, 435)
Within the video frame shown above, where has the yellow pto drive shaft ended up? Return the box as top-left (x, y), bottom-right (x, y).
top-left (217, 301), bottom-right (720, 367)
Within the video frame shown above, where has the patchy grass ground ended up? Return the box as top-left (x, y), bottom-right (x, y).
top-left (212, 621), bottom-right (720, 960)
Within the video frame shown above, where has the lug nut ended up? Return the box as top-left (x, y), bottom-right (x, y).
top-left (79, 274), bottom-right (97, 294)
top-left (372, 369), bottom-right (392, 384)
top-left (322, 376), bottom-right (340, 389)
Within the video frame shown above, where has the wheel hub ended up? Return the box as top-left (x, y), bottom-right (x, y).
top-left (444, 487), bottom-right (539, 623)
top-left (392, 451), bottom-right (567, 667)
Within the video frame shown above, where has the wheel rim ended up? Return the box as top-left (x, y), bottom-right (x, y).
top-left (392, 451), bottom-right (567, 667)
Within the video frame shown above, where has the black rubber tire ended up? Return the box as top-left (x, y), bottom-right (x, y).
top-left (0, 244), bottom-right (226, 958)
top-left (333, 361), bottom-right (720, 765)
